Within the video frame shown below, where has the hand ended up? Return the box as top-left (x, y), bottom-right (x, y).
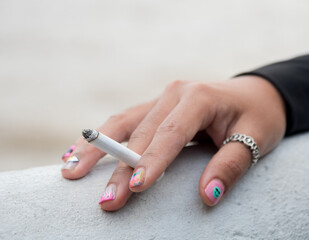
top-left (61, 76), bottom-right (286, 211)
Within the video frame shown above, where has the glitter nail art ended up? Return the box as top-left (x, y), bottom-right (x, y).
top-left (129, 169), bottom-right (145, 187)
top-left (62, 145), bottom-right (76, 160)
top-left (205, 179), bottom-right (225, 205)
top-left (61, 156), bottom-right (79, 170)
top-left (99, 184), bottom-right (116, 204)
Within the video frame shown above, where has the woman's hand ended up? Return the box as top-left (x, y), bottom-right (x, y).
top-left (61, 76), bottom-right (286, 211)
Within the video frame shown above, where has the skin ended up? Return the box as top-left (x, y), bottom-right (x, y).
top-left (61, 76), bottom-right (286, 211)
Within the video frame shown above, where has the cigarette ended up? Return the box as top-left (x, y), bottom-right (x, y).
top-left (82, 129), bottom-right (141, 168)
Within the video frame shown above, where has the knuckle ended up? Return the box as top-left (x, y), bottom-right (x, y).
top-left (112, 166), bottom-right (132, 178)
top-left (185, 83), bottom-right (219, 116)
top-left (107, 113), bottom-right (127, 125)
top-left (165, 80), bottom-right (186, 92)
top-left (221, 158), bottom-right (243, 181)
top-left (129, 127), bottom-right (149, 141)
top-left (143, 151), bottom-right (169, 170)
top-left (157, 120), bottom-right (182, 136)
top-left (186, 82), bottom-right (213, 97)
top-left (143, 150), bottom-right (161, 160)
top-left (156, 121), bottom-right (187, 150)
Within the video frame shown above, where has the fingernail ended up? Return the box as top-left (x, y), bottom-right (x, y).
top-left (62, 145), bottom-right (76, 160)
top-left (129, 168), bottom-right (145, 187)
top-left (205, 179), bottom-right (225, 205)
top-left (99, 184), bottom-right (116, 204)
top-left (61, 156), bottom-right (79, 170)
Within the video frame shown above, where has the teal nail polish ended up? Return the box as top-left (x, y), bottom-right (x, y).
top-left (213, 186), bottom-right (221, 199)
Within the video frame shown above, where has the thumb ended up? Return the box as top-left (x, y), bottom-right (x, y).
top-left (199, 137), bottom-right (256, 206)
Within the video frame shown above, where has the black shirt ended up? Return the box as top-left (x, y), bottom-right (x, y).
top-left (237, 55), bottom-right (309, 136)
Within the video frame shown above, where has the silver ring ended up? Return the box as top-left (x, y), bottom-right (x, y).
top-left (222, 133), bottom-right (260, 167)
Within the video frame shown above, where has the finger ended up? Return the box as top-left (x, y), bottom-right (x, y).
top-left (129, 90), bottom-right (214, 191)
top-left (99, 81), bottom-right (184, 210)
top-left (199, 133), bottom-right (261, 206)
top-left (61, 99), bottom-right (156, 180)
top-left (126, 80), bottom-right (184, 155)
top-left (99, 161), bottom-right (133, 211)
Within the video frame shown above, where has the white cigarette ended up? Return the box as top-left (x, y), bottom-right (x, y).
top-left (82, 129), bottom-right (165, 181)
top-left (82, 129), bottom-right (141, 168)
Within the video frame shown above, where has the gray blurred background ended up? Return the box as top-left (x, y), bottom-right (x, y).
top-left (0, 0), bottom-right (308, 171)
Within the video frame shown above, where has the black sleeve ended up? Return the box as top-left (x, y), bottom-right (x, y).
top-left (236, 55), bottom-right (309, 136)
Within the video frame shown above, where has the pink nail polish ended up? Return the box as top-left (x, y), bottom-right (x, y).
top-left (129, 168), bottom-right (145, 187)
top-left (205, 179), bottom-right (225, 205)
top-left (62, 152), bottom-right (71, 159)
top-left (99, 184), bottom-right (116, 204)
top-left (62, 145), bottom-right (76, 160)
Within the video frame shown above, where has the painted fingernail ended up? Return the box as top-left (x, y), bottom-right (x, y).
top-left (62, 145), bottom-right (76, 160)
top-left (61, 156), bottom-right (79, 170)
top-left (205, 179), bottom-right (225, 205)
top-left (129, 168), bottom-right (145, 187)
top-left (99, 184), bottom-right (116, 204)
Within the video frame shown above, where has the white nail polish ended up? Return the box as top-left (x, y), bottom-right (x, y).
top-left (61, 156), bottom-right (79, 170)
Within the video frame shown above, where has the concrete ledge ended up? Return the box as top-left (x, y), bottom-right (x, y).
top-left (1, 133), bottom-right (309, 239)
